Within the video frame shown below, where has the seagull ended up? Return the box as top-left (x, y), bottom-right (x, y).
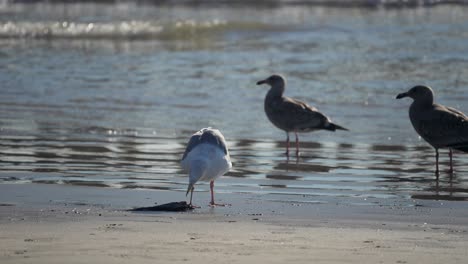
top-left (256, 74), bottom-right (348, 156)
top-left (181, 128), bottom-right (232, 206)
top-left (396, 85), bottom-right (468, 175)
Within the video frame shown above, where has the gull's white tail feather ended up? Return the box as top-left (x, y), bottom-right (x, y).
top-left (180, 128), bottom-right (232, 205)
top-left (188, 159), bottom-right (208, 187)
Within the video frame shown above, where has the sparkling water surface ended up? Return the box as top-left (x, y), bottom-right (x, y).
top-left (1, 2), bottom-right (468, 205)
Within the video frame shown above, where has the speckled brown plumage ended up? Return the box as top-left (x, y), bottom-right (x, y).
top-left (257, 74), bottom-right (348, 156)
top-left (397, 85), bottom-right (468, 175)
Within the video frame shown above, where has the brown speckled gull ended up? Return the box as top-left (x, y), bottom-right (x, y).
top-left (396, 85), bottom-right (468, 176)
top-left (257, 74), bottom-right (348, 156)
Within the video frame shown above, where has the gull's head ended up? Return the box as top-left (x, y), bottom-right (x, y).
top-left (396, 85), bottom-right (434, 103)
top-left (256, 74), bottom-right (286, 88)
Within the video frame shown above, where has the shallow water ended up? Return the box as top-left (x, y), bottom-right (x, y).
top-left (1, 2), bottom-right (468, 205)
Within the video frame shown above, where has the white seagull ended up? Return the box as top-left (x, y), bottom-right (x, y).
top-left (181, 128), bottom-right (232, 206)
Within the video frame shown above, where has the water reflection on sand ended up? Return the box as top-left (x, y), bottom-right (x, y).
top-left (1, 130), bottom-right (467, 204)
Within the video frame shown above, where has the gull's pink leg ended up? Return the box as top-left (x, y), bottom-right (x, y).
top-left (189, 189), bottom-right (193, 206)
top-left (449, 148), bottom-right (454, 173)
top-left (435, 148), bottom-right (440, 178)
top-left (210, 181), bottom-right (215, 205)
top-left (209, 181), bottom-right (228, 207)
top-left (285, 132), bottom-right (290, 156)
top-left (188, 187), bottom-right (199, 208)
top-left (295, 131), bottom-right (299, 156)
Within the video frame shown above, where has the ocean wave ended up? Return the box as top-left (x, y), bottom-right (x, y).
top-left (7, 0), bottom-right (468, 8)
top-left (0, 19), bottom-right (234, 39)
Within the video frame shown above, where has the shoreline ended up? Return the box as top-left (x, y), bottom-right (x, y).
top-left (1, 183), bottom-right (468, 263)
top-left (2, 183), bottom-right (468, 225)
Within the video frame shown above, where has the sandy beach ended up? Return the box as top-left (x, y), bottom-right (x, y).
top-left (1, 183), bottom-right (468, 264)
top-left (2, 1), bottom-right (468, 263)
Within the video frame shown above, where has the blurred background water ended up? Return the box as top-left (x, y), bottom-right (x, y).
top-left (1, 0), bottom-right (468, 205)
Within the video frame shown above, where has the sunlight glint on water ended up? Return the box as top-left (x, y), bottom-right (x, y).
top-left (1, 2), bottom-right (468, 205)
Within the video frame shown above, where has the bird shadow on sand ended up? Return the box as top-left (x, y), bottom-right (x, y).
top-left (129, 201), bottom-right (195, 212)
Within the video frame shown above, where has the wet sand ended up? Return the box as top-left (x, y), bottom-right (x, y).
top-left (2, 2), bottom-right (468, 263)
top-left (1, 183), bottom-right (468, 263)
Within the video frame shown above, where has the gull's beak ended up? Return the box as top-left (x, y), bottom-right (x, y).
top-left (256, 79), bottom-right (267, 85)
top-left (186, 183), bottom-right (194, 196)
top-left (396, 92), bottom-right (408, 99)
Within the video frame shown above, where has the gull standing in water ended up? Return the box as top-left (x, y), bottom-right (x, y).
top-left (397, 85), bottom-right (468, 176)
top-left (257, 74), bottom-right (348, 156)
top-left (181, 128), bottom-right (232, 206)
